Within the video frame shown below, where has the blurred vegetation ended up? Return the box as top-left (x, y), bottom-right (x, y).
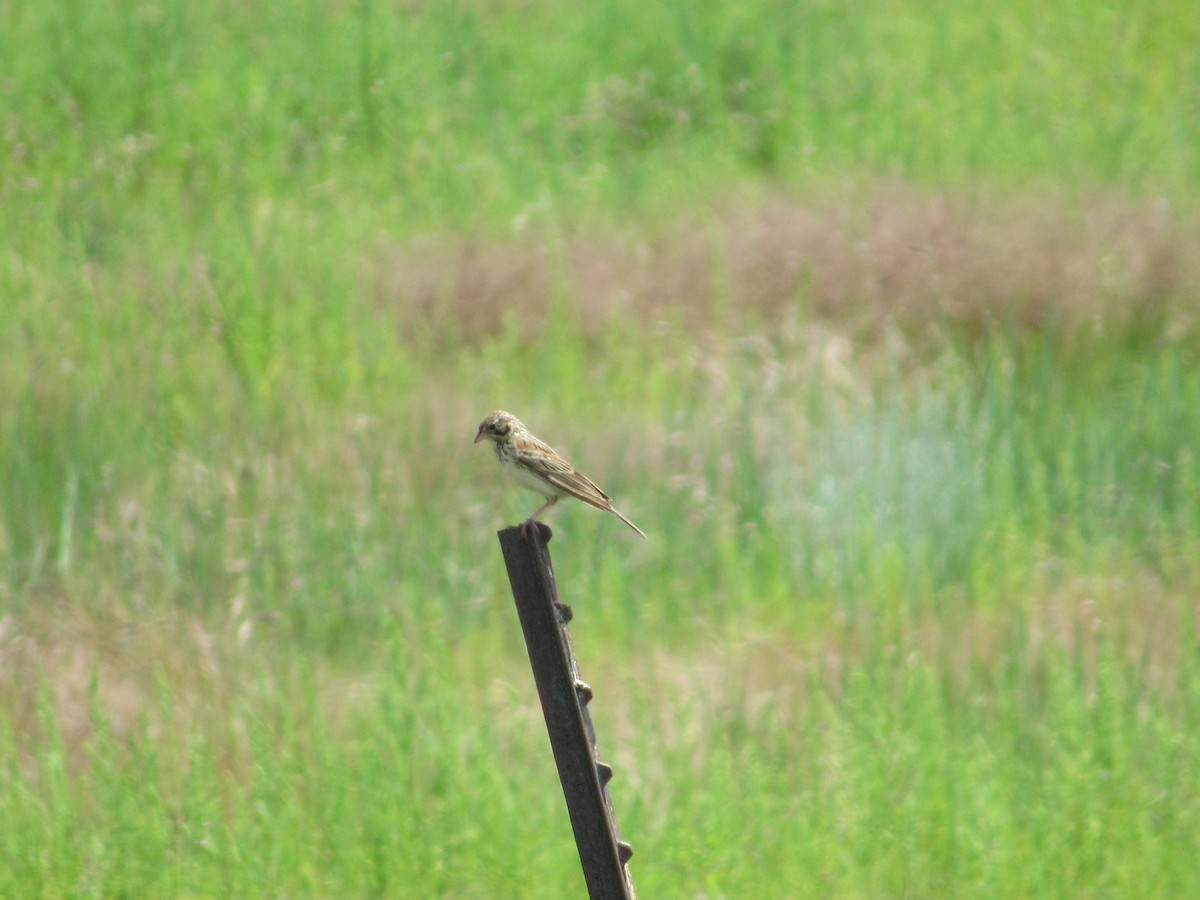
top-left (1, 0), bottom-right (1199, 895)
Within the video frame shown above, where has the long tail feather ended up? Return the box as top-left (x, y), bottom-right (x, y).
top-left (609, 507), bottom-right (646, 538)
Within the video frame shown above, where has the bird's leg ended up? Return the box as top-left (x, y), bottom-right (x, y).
top-left (521, 496), bottom-right (557, 540)
top-left (529, 496), bottom-right (558, 520)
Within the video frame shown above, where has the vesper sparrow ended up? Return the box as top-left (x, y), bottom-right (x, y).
top-left (474, 410), bottom-right (646, 537)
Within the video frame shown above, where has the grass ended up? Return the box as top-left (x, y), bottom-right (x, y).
top-left (2, 0), bottom-right (1200, 895)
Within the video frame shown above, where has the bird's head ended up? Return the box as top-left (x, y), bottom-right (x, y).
top-left (474, 410), bottom-right (520, 444)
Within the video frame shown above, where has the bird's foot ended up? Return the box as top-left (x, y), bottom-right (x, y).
top-left (520, 518), bottom-right (552, 544)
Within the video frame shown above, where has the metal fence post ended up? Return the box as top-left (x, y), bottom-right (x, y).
top-left (497, 523), bottom-right (636, 900)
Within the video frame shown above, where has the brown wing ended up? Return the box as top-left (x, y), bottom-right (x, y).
top-left (510, 430), bottom-right (646, 537)
top-left (508, 431), bottom-right (615, 510)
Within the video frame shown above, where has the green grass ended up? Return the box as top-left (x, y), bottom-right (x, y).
top-left (2, 0), bottom-right (1200, 895)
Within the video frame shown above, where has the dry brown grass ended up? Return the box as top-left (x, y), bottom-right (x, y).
top-left (367, 185), bottom-right (1200, 343)
top-left (2, 549), bottom-right (1191, 790)
top-left (591, 564), bottom-right (1196, 776)
top-left (0, 600), bottom-right (229, 772)
top-left (0, 598), bottom-right (374, 782)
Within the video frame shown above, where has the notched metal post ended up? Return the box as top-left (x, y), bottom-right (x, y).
top-left (497, 523), bottom-right (636, 900)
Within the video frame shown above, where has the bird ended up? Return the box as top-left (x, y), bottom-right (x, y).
top-left (474, 410), bottom-right (646, 537)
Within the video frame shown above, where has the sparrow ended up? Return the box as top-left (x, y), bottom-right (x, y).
top-left (474, 410), bottom-right (646, 537)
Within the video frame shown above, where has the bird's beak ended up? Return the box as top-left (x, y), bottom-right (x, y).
top-left (474, 427), bottom-right (485, 444)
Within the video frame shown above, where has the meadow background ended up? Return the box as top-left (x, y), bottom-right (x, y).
top-left (2, 0), bottom-right (1200, 896)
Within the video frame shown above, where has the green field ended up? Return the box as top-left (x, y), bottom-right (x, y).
top-left (3, 0), bottom-right (1200, 896)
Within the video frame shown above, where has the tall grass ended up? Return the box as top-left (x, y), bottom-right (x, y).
top-left (4, 0), bottom-right (1198, 256)
top-left (4, 316), bottom-right (1197, 894)
top-left (2, 0), bottom-right (1199, 895)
